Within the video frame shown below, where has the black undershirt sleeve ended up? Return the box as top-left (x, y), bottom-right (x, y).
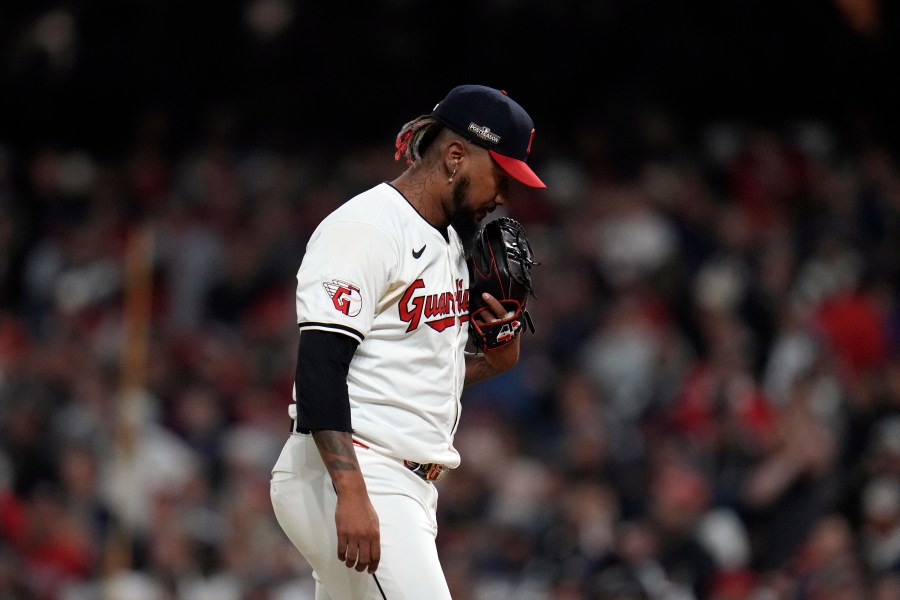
top-left (294, 329), bottom-right (359, 433)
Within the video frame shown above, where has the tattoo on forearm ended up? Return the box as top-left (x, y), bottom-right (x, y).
top-left (315, 431), bottom-right (353, 454)
top-left (327, 459), bottom-right (357, 471)
top-left (313, 431), bottom-right (359, 472)
top-left (464, 353), bottom-right (496, 386)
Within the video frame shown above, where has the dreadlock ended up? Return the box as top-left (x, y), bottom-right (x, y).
top-left (394, 115), bottom-right (444, 166)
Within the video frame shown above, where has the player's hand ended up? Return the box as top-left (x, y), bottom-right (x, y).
top-left (335, 490), bottom-right (381, 573)
top-left (475, 292), bottom-right (520, 373)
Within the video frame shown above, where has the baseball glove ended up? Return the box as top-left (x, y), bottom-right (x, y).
top-left (468, 217), bottom-right (538, 351)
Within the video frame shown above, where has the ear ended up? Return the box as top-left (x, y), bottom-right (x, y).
top-left (444, 140), bottom-right (466, 169)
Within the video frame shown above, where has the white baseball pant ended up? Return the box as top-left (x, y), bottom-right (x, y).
top-left (270, 433), bottom-right (453, 599)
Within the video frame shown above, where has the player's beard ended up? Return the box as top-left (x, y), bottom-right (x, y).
top-left (449, 175), bottom-right (481, 258)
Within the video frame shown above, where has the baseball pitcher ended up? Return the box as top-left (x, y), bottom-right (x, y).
top-left (270, 84), bottom-right (544, 599)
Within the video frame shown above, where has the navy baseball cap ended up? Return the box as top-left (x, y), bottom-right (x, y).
top-left (432, 85), bottom-right (546, 189)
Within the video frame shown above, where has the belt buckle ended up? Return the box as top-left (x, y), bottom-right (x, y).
top-left (404, 460), bottom-right (448, 482)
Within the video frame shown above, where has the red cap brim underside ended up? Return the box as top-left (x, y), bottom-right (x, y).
top-left (489, 150), bottom-right (546, 189)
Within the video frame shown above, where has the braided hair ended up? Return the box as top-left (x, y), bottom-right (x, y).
top-left (394, 115), bottom-right (444, 165)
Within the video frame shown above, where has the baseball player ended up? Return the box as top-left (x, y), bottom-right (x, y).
top-left (270, 84), bottom-right (545, 599)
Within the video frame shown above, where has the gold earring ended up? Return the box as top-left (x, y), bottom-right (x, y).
top-left (448, 164), bottom-right (458, 183)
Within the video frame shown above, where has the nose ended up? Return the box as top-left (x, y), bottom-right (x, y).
top-left (495, 182), bottom-right (509, 207)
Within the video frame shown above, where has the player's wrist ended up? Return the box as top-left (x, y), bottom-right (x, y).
top-left (482, 337), bottom-right (520, 372)
top-left (329, 471), bottom-right (368, 498)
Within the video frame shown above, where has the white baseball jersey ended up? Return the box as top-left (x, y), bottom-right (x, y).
top-left (294, 182), bottom-right (470, 468)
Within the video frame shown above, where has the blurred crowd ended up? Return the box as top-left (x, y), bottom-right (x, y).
top-left (3, 104), bottom-right (900, 600)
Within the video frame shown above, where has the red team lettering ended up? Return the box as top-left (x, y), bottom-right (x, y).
top-left (399, 278), bottom-right (469, 333)
top-left (332, 284), bottom-right (359, 315)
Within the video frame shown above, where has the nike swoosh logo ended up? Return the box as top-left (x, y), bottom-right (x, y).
top-left (412, 245), bottom-right (426, 259)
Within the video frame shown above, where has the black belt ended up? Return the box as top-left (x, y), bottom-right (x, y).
top-left (402, 460), bottom-right (449, 482)
top-left (355, 439), bottom-right (448, 482)
top-left (290, 422), bottom-right (449, 482)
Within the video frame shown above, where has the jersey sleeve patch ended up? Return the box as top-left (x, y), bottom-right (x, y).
top-left (322, 279), bottom-right (363, 317)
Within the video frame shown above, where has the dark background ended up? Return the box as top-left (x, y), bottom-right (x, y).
top-left (4, 2), bottom-right (900, 599)
top-left (3, 0), bottom-right (899, 159)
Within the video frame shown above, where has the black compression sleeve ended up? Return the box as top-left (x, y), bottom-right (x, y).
top-left (294, 329), bottom-right (359, 432)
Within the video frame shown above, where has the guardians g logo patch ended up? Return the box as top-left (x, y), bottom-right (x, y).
top-left (323, 279), bottom-right (362, 317)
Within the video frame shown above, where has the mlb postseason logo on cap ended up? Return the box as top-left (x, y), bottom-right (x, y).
top-left (432, 84), bottom-right (546, 188)
top-left (467, 123), bottom-right (500, 145)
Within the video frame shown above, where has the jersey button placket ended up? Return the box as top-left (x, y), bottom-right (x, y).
top-left (447, 243), bottom-right (462, 435)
